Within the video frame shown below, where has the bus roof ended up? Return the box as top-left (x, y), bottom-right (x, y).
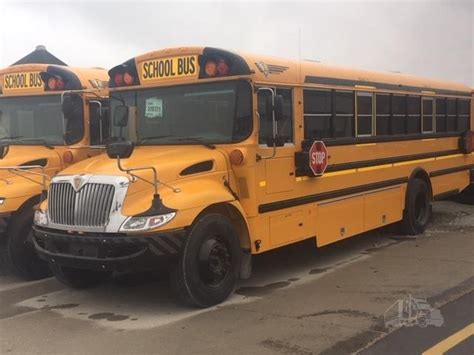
top-left (117, 46), bottom-right (471, 97)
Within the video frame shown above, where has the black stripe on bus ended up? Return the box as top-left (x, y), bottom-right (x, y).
top-left (429, 164), bottom-right (474, 178)
top-left (325, 149), bottom-right (461, 173)
top-left (304, 76), bottom-right (472, 97)
top-left (304, 132), bottom-right (463, 148)
top-left (258, 177), bottom-right (408, 214)
top-left (296, 149), bottom-right (462, 176)
top-left (433, 189), bottom-right (460, 201)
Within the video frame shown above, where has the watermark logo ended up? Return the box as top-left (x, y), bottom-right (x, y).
top-left (384, 295), bottom-right (444, 329)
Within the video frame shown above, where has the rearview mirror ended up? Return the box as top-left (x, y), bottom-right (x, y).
top-left (113, 105), bottom-right (129, 127)
top-left (106, 141), bottom-right (135, 159)
top-left (0, 144), bottom-right (8, 160)
top-left (259, 94), bottom-right (284, 122)
top-left (274, 95), bottom-right (284, 121)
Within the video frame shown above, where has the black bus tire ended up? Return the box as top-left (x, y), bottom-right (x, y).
top-left (50, 263), bottom-right (111, 289)
top-left (401, 178), bottom-right (432, 235)
top-left (170, 213), bottom-right (241, 308)
top-left (0, 207), bottom-right (50, 280)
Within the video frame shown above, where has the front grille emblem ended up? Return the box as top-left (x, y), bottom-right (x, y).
top-left (72, 175), bottom-right (85, 192)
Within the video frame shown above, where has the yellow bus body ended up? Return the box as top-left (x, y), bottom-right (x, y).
top-left (34, 47), bottom-right (473, 305)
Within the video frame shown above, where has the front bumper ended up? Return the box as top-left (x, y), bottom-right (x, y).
top-left (33, 225), bottom-right (186, 271)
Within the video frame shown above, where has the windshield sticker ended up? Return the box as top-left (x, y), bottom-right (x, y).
top-left (144, 97), bottom-right (163, 119)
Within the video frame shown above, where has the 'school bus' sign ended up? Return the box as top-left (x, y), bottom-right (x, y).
top-left (140, 55), bottom-right (198, 82)
top-left (2, 72), bottom-right (43, 92)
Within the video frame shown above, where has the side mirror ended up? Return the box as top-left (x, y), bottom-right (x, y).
top-left (259, 94), bottom-right (284, 122)
top-left (0, 144), bottom-right (9, 160)
top-left (113, 106), bottom-right (129, 127)
top-left (106, 141), bottom-right (135, 159)
top-left (266, 135), bottom-right (285, 148)
top-left (274, 95), bottom-right (284, 121)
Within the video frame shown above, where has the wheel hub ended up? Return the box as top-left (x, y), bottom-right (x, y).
top-left (198, 237), bottom-right (231, 286)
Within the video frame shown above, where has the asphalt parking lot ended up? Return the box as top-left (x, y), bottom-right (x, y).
top-left (0, 200), bottom-right (473, 355)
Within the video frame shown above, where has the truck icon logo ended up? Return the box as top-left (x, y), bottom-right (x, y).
top-left (384, 295), bottom-right (444, 329)
top-left (72, 175), bottom-right (86, 192)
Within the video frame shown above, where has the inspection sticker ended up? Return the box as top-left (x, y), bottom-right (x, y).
top-left (144, 97), bottom-right (163, 119)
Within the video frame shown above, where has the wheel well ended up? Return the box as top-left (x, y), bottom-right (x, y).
top-left (409, 168), bottom-right (433, 199)
top-left (13, 195), bottom-right (41, 217)
top-left (197, 203), bottom-right (251, 250)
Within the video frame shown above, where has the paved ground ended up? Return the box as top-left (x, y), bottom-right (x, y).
top-left (0, 200), bottom-right (473, 354)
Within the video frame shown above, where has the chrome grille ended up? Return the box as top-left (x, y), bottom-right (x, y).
top-left (48, 182), bottom-right (115, 227)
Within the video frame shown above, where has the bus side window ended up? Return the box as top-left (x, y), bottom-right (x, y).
top-left (457, 99), bottom-right (470, 131)
top-left (258, 88), bottom-right (293, 145)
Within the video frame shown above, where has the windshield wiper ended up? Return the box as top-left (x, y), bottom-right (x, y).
top-left (138, 135), bottom-right (173, 144)
top-left (168, 137), bottom-right (216, 150)
top-left (15, 138), bottom-right (55, 149)
top-left (0, 136), bottom-right (24, 141)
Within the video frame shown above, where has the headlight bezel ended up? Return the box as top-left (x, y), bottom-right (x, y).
top-left (0, 198), bottom-right (5, 206)
top-left (34, 209), bottom-right (48, 226)
top-left (119, 212), bottom-right (176, 232)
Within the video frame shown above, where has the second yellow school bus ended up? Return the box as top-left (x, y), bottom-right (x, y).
top-left (0, 63), bottom-right (109, 279)
top-left (33, 47), bottom-right (473, 306)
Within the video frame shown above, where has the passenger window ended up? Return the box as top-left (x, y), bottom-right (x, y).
top-left (303, 89), bottom-right (331, 139)
top-left (376, 94), bottom-right (390, 136)
top-left (422, 98), bottom-right (434, 133)
top-left (446, 99), bottom-right (457, 131)
top-left (457, 99), bottom-right (470, 132)
top-left (407, 96), bottom-right (421, 134)
top-left (436, 98), bottom-right (447, 132)
top-left (356, 92), bottom-right (373, 136)
top-left (258, 88), bottom-right (293, 144)
top-left (334, 91), bottom-right (354, 138)
top-left (391, 95), bottom-right (406, 135)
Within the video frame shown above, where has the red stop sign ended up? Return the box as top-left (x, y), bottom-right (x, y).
top-left (309, 141), bottom-right (328, 175)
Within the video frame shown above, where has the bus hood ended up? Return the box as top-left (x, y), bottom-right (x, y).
top-left (55, 145), bottom-right (229, 194)
top-left (0, 145), bottom-right (63, 183)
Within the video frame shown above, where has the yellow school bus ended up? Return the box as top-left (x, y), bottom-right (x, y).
top-left (33, 47), bottom-right (473, 306)
top-left (0, 63), bottom-right (109, 279)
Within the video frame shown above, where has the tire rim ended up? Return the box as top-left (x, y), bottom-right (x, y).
top-left (198, 236), bottom-right (232, 287)
top-left (414, 192), bottom-right (428, 223)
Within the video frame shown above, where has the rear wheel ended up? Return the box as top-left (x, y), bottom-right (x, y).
top-left (401, 178), bottom-right (432, 235)
top-left (0, 206), bottom-right (50, 280)
top-left (170, 213), bottom-right (241, 308)
top-left (49, 263), bottom-right (111, 289)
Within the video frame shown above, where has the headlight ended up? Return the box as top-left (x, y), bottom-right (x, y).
top-left (0, 198), bottom-right (5, 206)
top-left (34, 210), bottom-right (48, 226)
top-left (119, 212), bottom-right (176, 232)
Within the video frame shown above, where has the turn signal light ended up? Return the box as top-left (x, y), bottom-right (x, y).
top-left (47, 76), bottom-right (65, 90)
top-left (205, 60), bottom-right (217, 77)
top-left (203, 58), bottom-right (231, 77)
top-left (229, 149), bottom-right (244, 165)
top-left (62, 150), bottom-right (74, 164)
top-left (114, 73), bottom-right (124, 86)
top-left (123, 72), bottom-right (134, 85)
top-left (217, 60), bottom-right (230, 76)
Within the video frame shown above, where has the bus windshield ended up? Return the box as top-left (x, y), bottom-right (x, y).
top-left (110, 81), bottom-right (252, 145)
top-left (0, 95), bottom-right (65, 145)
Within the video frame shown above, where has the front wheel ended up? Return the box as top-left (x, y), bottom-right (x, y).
top-left (401, 178), bottom-right (432, 235)
top-left (49, 263), bottom-right (111, 289)
top-left (0, 206), bottom-right (50, 280)
top-left (170, 213), bottom-right (241, 308)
